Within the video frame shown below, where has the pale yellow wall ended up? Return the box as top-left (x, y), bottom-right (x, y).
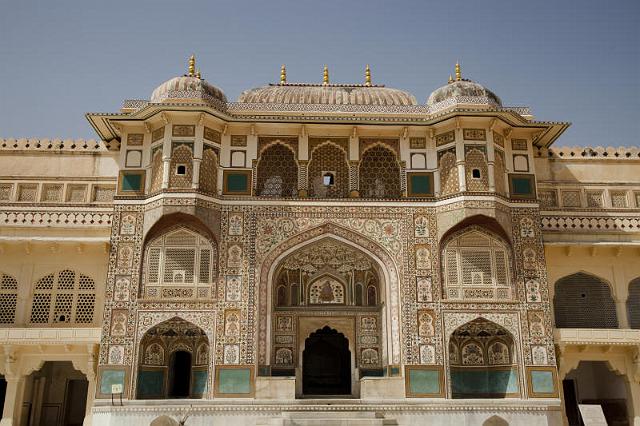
top-left (0, 152), bottom-right (118, 179)
top-left (0, 243), bottom-right (109, 327)
top-left (535, 157), bottom-right (640, 184)
top-left (545, 245), bottom-right (640, 327)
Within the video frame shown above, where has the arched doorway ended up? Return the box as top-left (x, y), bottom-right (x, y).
top-left (302, 326), bottom-right (351, 396)
top-left (449, 318), bottom-right (519, 398)
top-left (563, 361), bottom-right (631, 426)
top-left (137, 317), bottom-right (209, 399)
top-left (168, 350), bottom-right (192, 398)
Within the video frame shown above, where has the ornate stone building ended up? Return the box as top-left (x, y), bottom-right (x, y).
top-left (0, 57), bottom-right (639, 425)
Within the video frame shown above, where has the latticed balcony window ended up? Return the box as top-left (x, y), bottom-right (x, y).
top-left (143, 227), bottom-right (217, 299)
top-left (443, 229), bottom-right (512, 301)
top-left (29, 270), bottom-right (96, 325)
top-left (0, 272), bottom-right (18, 324)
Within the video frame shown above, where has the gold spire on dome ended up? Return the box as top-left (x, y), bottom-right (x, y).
top-left (365, 64), bottom-right (371, 86)
top-left (448, 74), bottom-right (454, 84)
top-left (188, 54), bottom-right (196, 77)
top-left (195, 68), bottom-right (201, 79)
top-left (323, 65), bottom-right (329, 85)
top-left (280, 64), bottom-right (287, 84)
top-left (455, 62), bottom-right (461, 81)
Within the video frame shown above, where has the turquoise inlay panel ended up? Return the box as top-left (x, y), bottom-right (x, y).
top-left (409, 174), bottom-right (432, 196)
top-left (227, 173), bottom-right (248, 192)
top-left (99, 369), bottom-right (125, 394)
top-left (531, 370), bottom-right (555, 393)
top-left (122, 173), bottom-right (142, 191)
top-left (137, 370), bottom-right (164, 398)
top-left (512, 177), bottom-right (532, 195)
top-left (192, 370), bottom-right (208, 395)
top-left (451, 368), bottom-right (519, 396)
top-left (218, 368), bottom-right (251, 394)
top-left (408, 369), bottom-right (441, 394)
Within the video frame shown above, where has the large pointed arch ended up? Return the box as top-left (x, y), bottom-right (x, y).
top-left (553, 272), bottom-right (618, 328)
top-left (257, 222), bottom-right (402, 366)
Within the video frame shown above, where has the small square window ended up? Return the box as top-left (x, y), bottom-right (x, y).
top-left (322, 172), bottom-right (335, 186)
top-left (176, 165), bottom-right (187, 175)
top-left (471, 169), bottom-right (481, 179)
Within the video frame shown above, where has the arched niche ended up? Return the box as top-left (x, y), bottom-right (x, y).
top-left (256, 143), bottom-right (298, 197)
top-left (358, 144), bottom-right (401, 198)
top-left (141, 225), bottom-right (218, 300)
top-left (272, 238), bottom-right (381, 308)
top-left (449, 318), bottom-right (519, 399)
top-left (440, 225), bottom-right (514, 302)
top-left (554, 272), bottom-right (618, 328)
top-left (136, 317), bottom-right (209, 399)
top-left (627, 277), bottom-right (640, 329)
top-left (258, 223), bottom-right (402, 367)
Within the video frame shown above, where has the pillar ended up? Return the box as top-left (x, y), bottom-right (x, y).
top-left (161, 123), bottom-right (172, 189)
top-left (0, 374), bottom-right (26, 426)
top-left (83, 347), bottom-right (98, 426)
top-left (454, 127), bottom-right (466, 192)
top-left (486, 130), bottom-right (496, 192)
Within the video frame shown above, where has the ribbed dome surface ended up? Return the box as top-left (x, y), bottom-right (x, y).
top-left (238, 84), bottom-right (417, 106)
top-left (150, 76), bottom-right (227, 104)
top-left (427, 80), bottom-right (501, 107)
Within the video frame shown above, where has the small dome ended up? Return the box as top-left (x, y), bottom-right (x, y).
top-left (150, 75), bottom-right (227, 105)
top-left (238, 84), bottom-right (417, 107)
top-left (427, 79), bottom-right (501, 109)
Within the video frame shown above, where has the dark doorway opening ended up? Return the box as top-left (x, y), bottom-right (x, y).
top-left (169, 351), bottom-right (192, 398)
top-left (302, 326), bottom-right (351, 396)
top-left (0, 376), bottom-right (6, 419)
top-left (64, 379), bottom-right (89, 426)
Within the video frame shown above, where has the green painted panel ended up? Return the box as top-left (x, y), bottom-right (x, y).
top-left (511, 177), bottom-right (532, 195)
top-left (531, 370), bottom-right (555, 393)
top-left (99, 369), bottom-right (125, 394)
top-left (408, 369), bottom-right (441, 394)
top-left (218, 368), bottom-right (251, 394)
top-left (192, 370), bottom-right (208, 395)
top-left (121, 173), bottom-right (142, 191)
top-left (409, 175), bottom-right (432, 196)
top-left (137, 370), bottom-right (164, 398)
top-left (451, 368), bottom-right (519, 396)
top-left (227, 173), bottom-right (248, 192)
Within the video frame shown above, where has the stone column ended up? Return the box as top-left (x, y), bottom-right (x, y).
top-left (83, 346), bottom-right (98, 426)
top-left (486, 130), bottom-right (496, 192)
top-left (161, 123), bottom-right (172, 189)
top-left (616, 297), bottom-right (630, 329)
top-left (455, 127), bottom-right (466, 192)
top-left (1, 347), bottom-right (26, 426)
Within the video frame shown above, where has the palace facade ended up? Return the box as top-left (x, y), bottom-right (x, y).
top-left (0, 58), bottom-right (639, 426)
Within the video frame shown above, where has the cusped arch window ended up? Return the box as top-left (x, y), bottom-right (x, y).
top-left (554, 273), bottom-right (618, 328)
top-left (256, 143), bottom-right (298, 197)
top-left (628, 278), bottom-right (640, 329)
top-left (442, 228), bottom-right (512, 301)
top-left (29, 270), bottom-right (96, 325)
top-left (143, 227), bottom-right (217, 299)
top-left (359, 145), bottom-right (401, 198)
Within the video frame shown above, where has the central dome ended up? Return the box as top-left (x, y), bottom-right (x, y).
top-left (150, 75), bottom-right (227, 105)
top-left (238, 83), bottom-right (417, 107)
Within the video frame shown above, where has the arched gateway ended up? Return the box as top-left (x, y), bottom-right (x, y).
top-left (261, 227), bottom-right (398, 397)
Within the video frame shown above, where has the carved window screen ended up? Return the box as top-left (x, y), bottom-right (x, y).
top-left (443, 230), bottom-right (512, 301)
top-left (359, 145), bottom-right (401, 198)
top-left (29, 270), bottom-right (96, 325)
top-left (143, 228), bottom-right (216, 299)
top-left (0, 273), bottom-right (18, 324)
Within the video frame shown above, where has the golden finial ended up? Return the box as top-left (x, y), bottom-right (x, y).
top-left (280, 64), bottom-right (287, 84)
top-left (188, 54), bottom-right (196, 77)
top-left (195, 68), bottom-right (201, 79)
top-left (455, 62), bottom-right (461, 81)
top-left (323, 65), bottom-right (329, 85)
top-left (365, 64), bottom-right (371, 86)
top-left (448, 74), bottom-right (454, 84)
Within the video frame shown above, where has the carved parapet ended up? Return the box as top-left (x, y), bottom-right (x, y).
top-left (536, 145), bottom-right (640, 159)
top-left (0, 138), bottom-right (118, 152)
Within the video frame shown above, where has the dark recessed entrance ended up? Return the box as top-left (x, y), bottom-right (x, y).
top-left (302, 326), bottom-right (351, 396)
top-left (168, 351), bottom-right (192, 398)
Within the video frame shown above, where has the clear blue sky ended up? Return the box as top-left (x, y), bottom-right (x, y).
top-left (1, 0), bottom-right (638, 147)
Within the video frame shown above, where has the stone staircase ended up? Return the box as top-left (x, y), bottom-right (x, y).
top-left (257, 410), bottom-right (398, 426)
